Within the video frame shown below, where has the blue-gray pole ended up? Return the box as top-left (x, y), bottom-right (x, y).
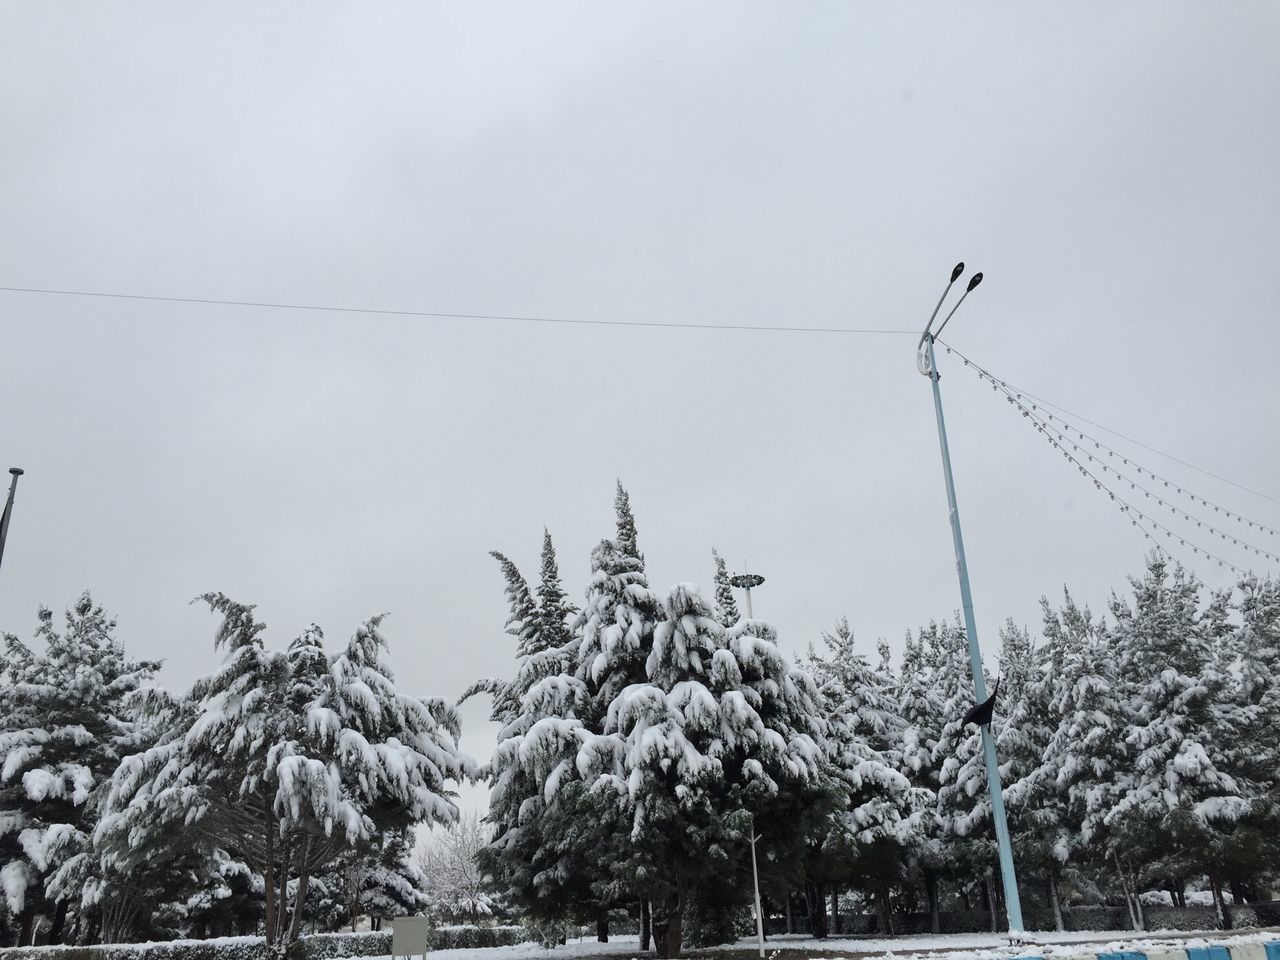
top-left (923, 335), bottom-right (1024, 934)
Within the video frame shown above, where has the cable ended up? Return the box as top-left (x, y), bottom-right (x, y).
top-left (940, 344), bottom-right (1263, 575)
top-left (1010, 398), bottom-right (1280, 564)
top-left (0, 285), bottom-right (917, 337)
top-left (941, 344), bottom-right (1280, 540)
top-left (939, 340), bottom-right (1280, 507)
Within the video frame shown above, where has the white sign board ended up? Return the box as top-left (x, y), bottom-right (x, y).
top-left (391, 916), bottom-right (433, 960)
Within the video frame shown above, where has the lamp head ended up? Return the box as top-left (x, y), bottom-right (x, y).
top-left (951, 262), bottom-right (965, 282)
top-left (7, 468), bottom-right (22, 477)
top-left (967, 272), bottom-right (984, 292)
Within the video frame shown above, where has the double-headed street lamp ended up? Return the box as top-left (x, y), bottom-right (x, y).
top-left (917, 263), bottom-right (1025, 935)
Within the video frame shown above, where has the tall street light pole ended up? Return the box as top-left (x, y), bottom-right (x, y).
top-left (730, 569), bottom-right (764, 620)
top-left (916, 264), bottom-right (1024, 935)
top-left (0, 468), bottom-right (24, 575)
top-left (730, 567), bottom-right (768, 956)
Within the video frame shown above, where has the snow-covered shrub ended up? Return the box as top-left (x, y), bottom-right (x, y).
top-left (1060, 905), bottom-right (1129, 931)
top-left (1250, 901), bottom-right (1280, 926)
top-left (682, 889), bottom-right (752, 947)
top-left (0, 936), bottom-right (266, 960)
top-left (292, 931), bottom-right (389, 960)
top-left (1227, 905), bottom-right (1259, 930)
top-left (526, 916), bottom-right (573, 948)
top-left (428, 925), bottom-right (528, 949)
top-left (1142, 904), bottom-right (1220, 930)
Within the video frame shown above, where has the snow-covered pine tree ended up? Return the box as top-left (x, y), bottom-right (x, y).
top-left (805, 619), bottom-right (918, 936)
top-left (991, 620), bottom-right (1061, 928)
top-left (896, 626), bottom-right (946, 932)
top-left (484, 499), bottom-right (654, 932)
top-left (97, 596), bottom-right (471, 954)
top-left (535, 530), bottom-right (576, 655)
top-left (0, 593), bottom-right (159, 945)
top-left (460, 552), bottom-right (543, 727)
top-left (1213, 573), bottom-right (1280, 902)
top-left (1036, 588), bottom-right (1122, 855)
top-left (1104, 555), bottom-right (1247, 926)
top-left (575, 536), bottom-right (660, 727)
top-left (614, 480), bottom-right (642, 562)
top-left (576, 583), bottom-right (829, 957)
top-left (929, 616), bottom-right (1001, 929)
top-left (711, 550), bottom-right (741, 629)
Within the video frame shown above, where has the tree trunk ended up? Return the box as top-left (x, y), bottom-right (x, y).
top-left (925, 872), bottom-right (940, 935)
top-left (19, 911), bottom-right (34, 948)
top-left (1112, 849), bottom-right (1141, 931)
top-left (1130, 860), bottom-right (1145, 931)
top-left (804, 880), bottom-right (828, 939)
top-left (1048, 867), bottom-right (1064, 932)
top-left (785, 892), bottom-right (793, 934)
top-left (1208, 870), bottom-right (1229, 929)
top-left (49, 901), bottom-right (70, 944)
top-left (275, 840), bottom-right (291, 944)
top-left (264, 813), bottom-right (277, 947)
top-left (652, 886), bottom-right (685, 960)
top-left (640, 900), bottom-right (651, 952)
top-left (1176, 880), bottom-right (1186, 908)
top-left (830, 885), bottom-right (840, 936)
top-left (877, 878), bottom-right (896, 937)
top-left (596, 917), bottom-right (609, 943)
top-left (286, 838), bottom-right (313, 945)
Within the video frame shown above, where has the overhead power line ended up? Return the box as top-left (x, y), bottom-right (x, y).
top-left (0, 285), bottom-right (916, 337)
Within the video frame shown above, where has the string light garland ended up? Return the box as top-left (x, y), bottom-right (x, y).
top-left (936, 342), bottom-right (1269, 576)
top-left (938, 342), bottom-right (1280, 538)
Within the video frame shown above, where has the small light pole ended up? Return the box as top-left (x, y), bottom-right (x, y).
top-left (730, 567), bottom-right (768, 955)
top-left (749, 818), bottom-right (765, 958)
top-left (916, 264), bottom-right (1025, 936)
top-left (0, 468), bottom-right (24, 575)
top-left (730, 569), bottom-right (765, 619)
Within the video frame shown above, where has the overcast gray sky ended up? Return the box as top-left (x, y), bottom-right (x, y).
top-left (3, 2), bottom-right (1278, 813)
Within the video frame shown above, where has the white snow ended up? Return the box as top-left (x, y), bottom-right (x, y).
top-left (320, 930), bottom-right (1280, 960)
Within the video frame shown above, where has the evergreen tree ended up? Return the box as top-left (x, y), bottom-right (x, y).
top-left (897, 626), bottom-right (946, 932)
top-left (711, 550), bottom-right (740, 629)
top-left (96, 596), bottom-right (471, 954)
top-left (1104, 555), bottom-right (1246, 925)
top-left (929, 618), bottom-right (998, 927)
top-left (0, 594), bottom-right (159, 944)
top-left (614, 481), bottom-right (642, 563)
top-left (574, 537), bottom-right (660, 724)
top-left (535, 530), bottom-right (576, 655)
top-left (576, 584), bottom-right (829, 957)
top-left (805, 620), bottom-right (919, 936)
top-left (992, 621), bottom-right (1061, 928)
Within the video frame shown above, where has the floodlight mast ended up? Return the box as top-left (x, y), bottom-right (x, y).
top-left (916, 265), bottom-right (1024, 936)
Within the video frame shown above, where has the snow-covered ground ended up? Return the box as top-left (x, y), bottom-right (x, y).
top-left (347, 928), bottom-right (1280, 960)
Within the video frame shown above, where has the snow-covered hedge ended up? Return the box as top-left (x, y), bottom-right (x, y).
top-left (1249, 901), bottom-right (1280, 927)
top-left (1142, 905), bottom-right (1221, 931)
top-left (0, 927), bottom-right (531, 960)
top-left (0, 937), bottom-right (265, 960)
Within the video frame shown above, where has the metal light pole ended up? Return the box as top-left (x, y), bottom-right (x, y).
top-left (0, 468), bottom-right (24, 575)
top-left (730, 568), bottom-right (768, 955)
top-left (916, 264), bottom-right (1025, 935)
top-left (749, 819), bottom-right (765, 958)
top-left (730, 569), bottom-right (765, 619)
